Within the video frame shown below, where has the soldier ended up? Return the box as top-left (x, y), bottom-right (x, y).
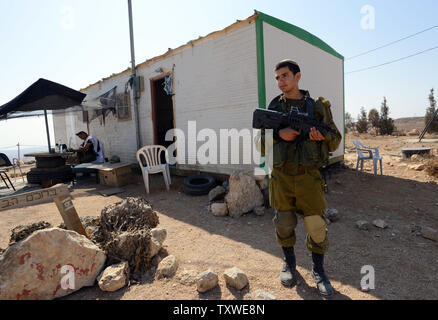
top-left (262, 60), bottom-right (342, 296)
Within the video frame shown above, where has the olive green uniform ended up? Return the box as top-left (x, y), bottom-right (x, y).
top-left (262, 90), bottom-right (342, 254)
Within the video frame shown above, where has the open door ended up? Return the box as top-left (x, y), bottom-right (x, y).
top-left (151, 75), bottom-right (175, 162)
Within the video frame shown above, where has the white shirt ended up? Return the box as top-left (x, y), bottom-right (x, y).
top-left (84, 135), bottom-right (104, 163)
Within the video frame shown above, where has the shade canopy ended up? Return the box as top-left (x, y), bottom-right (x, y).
top-left (0, 78), bottom-right (86, 120)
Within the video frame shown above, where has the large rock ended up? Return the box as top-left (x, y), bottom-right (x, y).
top-left (225, 173), bottom-right (264, 218)
top-left (0, 228), bottom-right (106, 300)
top-left (156, 255), bottom-right (178, 279)
top-left (97, 261), bottom-right (129, 292)
top-left (223, 267), bottom-right (248, 290)
top-left (197, 269), bottom-right (219, 293)
top-left (149, 228), bottom-right (167, 258)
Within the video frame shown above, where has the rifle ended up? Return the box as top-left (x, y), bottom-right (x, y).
top-left (252, 107), bottom-right (335, 137)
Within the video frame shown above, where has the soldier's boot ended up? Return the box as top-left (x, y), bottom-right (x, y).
top-left (280, 246), bottom-right (297, 287)
top-left (311, 253), bottom-right (334, 297)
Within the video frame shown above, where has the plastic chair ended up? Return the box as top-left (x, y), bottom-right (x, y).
top-left (0, 153), bottom-right (23, 191)
top-left (353, 140), bottom-right (383, 176)
top-left (136, 145), bottom-right (171, 194)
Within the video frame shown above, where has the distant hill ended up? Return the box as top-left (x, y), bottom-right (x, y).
top-left (394, 117), bottom-right (425, 132)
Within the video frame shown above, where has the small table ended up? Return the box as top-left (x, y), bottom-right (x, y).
top-left (401, 148), bottom-right (431, 160)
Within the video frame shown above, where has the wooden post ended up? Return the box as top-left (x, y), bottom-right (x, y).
top-left (0, 184), bottom-right (87, 237)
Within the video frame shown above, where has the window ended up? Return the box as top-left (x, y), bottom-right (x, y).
top-left (116, 92), bottom-right (132, 121)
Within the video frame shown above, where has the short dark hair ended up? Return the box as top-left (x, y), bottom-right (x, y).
top-left (275, 60), bottom-right (301, 75)
top-left (76, 131), bottom-right (87, 136)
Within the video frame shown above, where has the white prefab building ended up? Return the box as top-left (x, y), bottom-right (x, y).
top-left (53, 11), bottom-right (344, 175)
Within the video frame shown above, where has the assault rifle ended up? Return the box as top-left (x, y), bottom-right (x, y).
top-left (252, 107), bottom-right (335, 137)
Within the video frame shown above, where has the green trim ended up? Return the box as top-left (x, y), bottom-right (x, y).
top-left (256, 16), bottom-right (267, 109)
top-left (255, 11), bottom-right (344, 60)
top-left (343, 59), bottom-right (346, 154)
top-left (328, 155), bottom-right (344, 165)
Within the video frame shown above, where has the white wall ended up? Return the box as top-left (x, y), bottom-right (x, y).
top-left (263, 22), bottom-right (345, 158)
top-left (53, 21), bottom-right (259, 174)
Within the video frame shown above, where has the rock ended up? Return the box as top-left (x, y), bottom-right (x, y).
top-left (156, 255), bottom-right (178, 279)
top-left (208, 186), bottom-right (227, 202)
top-left (225, 173), bottom-right (264, 218)
top-left (256, 178), bottom-right (269, 190)
top-left (253, 206), bottom-right (265, 216)
top-left (9, 221), bottom-right (52, 245)
top-left (178, 269), bottom-right (199, 286)
top-left (325, 208), bottom-right (340, 222)
top-left (252, 289), bottom-right (276, 300)
top-left (411, 154), bottom-right (422, 162)
top-left (197, 269), bottom-right (219, 293)
top-left (223, 267), bottom-right (248, 290)
top-left (408, 129), bottom-right (420, 136)
top-left (222, 180), bottom-right (229, 192)
top-left (373, 219), bottom-right (388, 229)
top-left (97, 261), bottom-right (129, 292)
top-left (210, 203), bottom-right (229, 217)
top-left (149, 228), bottom-right (167, 258)
top-left (356, 220), bottom-right (371, 231)
top-left (409, 164), bottom-right (425, 171)
top-left (421, 227), bottom-right (438, 242)
top-left (0, 228), bottom-right (106, 300)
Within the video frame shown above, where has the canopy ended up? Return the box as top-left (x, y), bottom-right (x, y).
top-left (0, 78), bottom-right (86, 120)
top-left (0, 78), bottom-right (87, 153)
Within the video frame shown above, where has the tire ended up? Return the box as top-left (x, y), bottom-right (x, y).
top-left (27, 168), bottom-right (74, 185)
top-left (30, 165), bottom-right (70, 173)
top-left (182, 174), bottom-right (216, 196)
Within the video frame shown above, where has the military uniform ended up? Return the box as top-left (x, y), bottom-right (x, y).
top-left (263, 90), bottom-right (341, 255)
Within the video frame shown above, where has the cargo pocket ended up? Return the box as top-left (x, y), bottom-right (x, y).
top-left (301, 140), bottom-right (322, 167)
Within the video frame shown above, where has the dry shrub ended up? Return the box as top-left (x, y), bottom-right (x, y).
top-left (425, 157), bottom-right (438, 178)
top-left (92, 197), bottom-right (160, 279)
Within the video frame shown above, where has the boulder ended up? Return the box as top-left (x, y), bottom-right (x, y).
top-left (409, 164), bottom-right (425, 171)
top-left (9, 221), bottom-right (52, 245)
top-left (225, 173), bottom-right (264, 218)
top-left (356, 220), bottom-right (371, 231)
top-left (208, 186), bottom-right (227, 202)
top-left (149, 228), bottom-right (167, 258)
top-left (421, 227), bottom-right (438, 242)
top-left (0, 228), bottom-right (106, 300)
top-left (156, 255), bottom-right (178, 279)
top-left (197, 269), bottom-right (219, 293)
top-left (97, 261), bottom-right (129, 292)
top-left (223, 267), bottom-right (248, 290)
top-left (410, 154), bottom-right (422, 162)
top-left (210, 203), bottom-right (229, 217)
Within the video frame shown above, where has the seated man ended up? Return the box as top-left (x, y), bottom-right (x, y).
top-left (69, 131), bottom-right (104, 164)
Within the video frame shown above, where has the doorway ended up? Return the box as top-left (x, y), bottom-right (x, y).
top-left (151, 75), bottom-right (175, 162)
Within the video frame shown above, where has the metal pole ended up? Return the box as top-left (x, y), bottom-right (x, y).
top-left (127, 0), bottom-right (142, 150)
top-left (44, 110), bottom-right (52, 153)
top-left (17, 142), bottom-right (21, 161)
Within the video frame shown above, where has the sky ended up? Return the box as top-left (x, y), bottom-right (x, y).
top-left (0, 0), bottom-right (437, 149)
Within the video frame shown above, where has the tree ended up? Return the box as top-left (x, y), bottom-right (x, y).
top-left (368, 108), bottom-right (380, 133)
top-left (345, 112), bottom-right (355, 133)
top-left (378, 97), bottom-right (395, 135)
top-left (425, 88), bottom-right (438, 133)
top-left (356, 107), bottom-right (368, 133)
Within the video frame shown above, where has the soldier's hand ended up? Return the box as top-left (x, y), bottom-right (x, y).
top-left (279, 128), bottom-right (300, 141)
top-left (309, 127), bottom-right (325, 141)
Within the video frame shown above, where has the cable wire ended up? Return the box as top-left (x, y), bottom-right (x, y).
top-left (345, 45), bottom-right (438, 75)
top-left (346, 24), bottom-right (438, 60)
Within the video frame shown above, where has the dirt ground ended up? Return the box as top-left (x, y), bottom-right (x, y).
top-left (1, 132), bottom-right (438, 300)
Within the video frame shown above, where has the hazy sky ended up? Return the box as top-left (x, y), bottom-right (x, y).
top-left (1, 0), bottom-right (437, 148)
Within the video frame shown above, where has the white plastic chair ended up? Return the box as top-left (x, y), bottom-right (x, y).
top-left (353, 140), bottom-right (383, 176)
top-left (136, 145), bottom-right (171, 194)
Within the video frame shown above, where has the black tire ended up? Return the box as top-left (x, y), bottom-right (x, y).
top-left (27, 168), bottom-right (74, 185)
top-left (36, 157), bottom-right (66, 169)
top-left (30, 165), bottom-right (71, 173)
top-left (182, 174), bottom-right (216, 196)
